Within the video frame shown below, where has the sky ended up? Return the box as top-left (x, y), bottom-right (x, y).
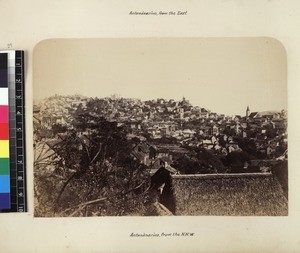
top-left (33, 38), bottom-right (287, 116)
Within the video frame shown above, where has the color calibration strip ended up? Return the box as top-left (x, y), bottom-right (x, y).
top-left (0, 50), bottom-right (26, 212)
top-left (0, 53), bottom-right (10, 209)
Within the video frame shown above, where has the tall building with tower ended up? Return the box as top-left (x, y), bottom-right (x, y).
top-left (246, 106), bottom-right (250, 117)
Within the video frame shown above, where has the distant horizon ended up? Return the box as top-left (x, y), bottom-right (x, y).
top-left (33, 38), bottom-right (287, 116)
top-left (34, 93), bottom-right (286, 118)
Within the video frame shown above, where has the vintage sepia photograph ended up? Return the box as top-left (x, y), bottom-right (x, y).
top-left (33, 38), bottom-right (288, 217)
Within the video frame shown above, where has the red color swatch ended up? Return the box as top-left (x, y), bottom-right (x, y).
top-left (0, 123), bottom-right (9, 140)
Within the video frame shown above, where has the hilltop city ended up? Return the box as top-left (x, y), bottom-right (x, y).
top-left (33, 94), bottom-right (287, 174)
top-left (33, 94), bottom-right (288, 216)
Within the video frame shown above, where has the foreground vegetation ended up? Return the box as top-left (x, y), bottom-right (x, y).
top-left (34, 109), bottom-right (152, 217)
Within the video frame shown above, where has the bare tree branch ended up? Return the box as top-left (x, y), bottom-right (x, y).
top-left (35, 141), bottom-right (47, 161)
top-left (68, 197), bottom-right (108, 217)
top-left (65, 179), bottom-right (148, 217)
top-left (90, 143), bottom-right (102, 164)
top-left (34, 152), bottom-right (57, 166)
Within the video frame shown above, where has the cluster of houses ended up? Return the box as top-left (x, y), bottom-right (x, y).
top-left (115, 99), bottom-right (287, 160)
top-left (33, 95), bottom-right (288, 216)
top-left (33, 95), bottom-right (287, 169)
top-left (33, 94), bottom-right (88, 130)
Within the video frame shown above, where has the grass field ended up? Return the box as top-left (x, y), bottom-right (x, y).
top-left (172, 173), bottom-right (288, 216)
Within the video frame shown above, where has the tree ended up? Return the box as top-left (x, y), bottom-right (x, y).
top-left (233, 136), bottom-right (258, 158)
top-left (223, 150), bottom-right (256, 173)
top-left (34, 100), bottom-right (151, 217)
top-left (173, 148), bottom-right (226, 174)
top-left (52, 123), bottom-right (68, 135)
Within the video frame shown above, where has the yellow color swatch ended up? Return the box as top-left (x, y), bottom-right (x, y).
top-left (0, 140), bottom-right (9, 158)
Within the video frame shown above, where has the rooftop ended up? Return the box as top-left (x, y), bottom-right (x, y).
top-left (171, 172), bottom-right (288, 216)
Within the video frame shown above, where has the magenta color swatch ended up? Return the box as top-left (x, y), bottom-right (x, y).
top-left (0, 105), bottom-right (8, 123)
